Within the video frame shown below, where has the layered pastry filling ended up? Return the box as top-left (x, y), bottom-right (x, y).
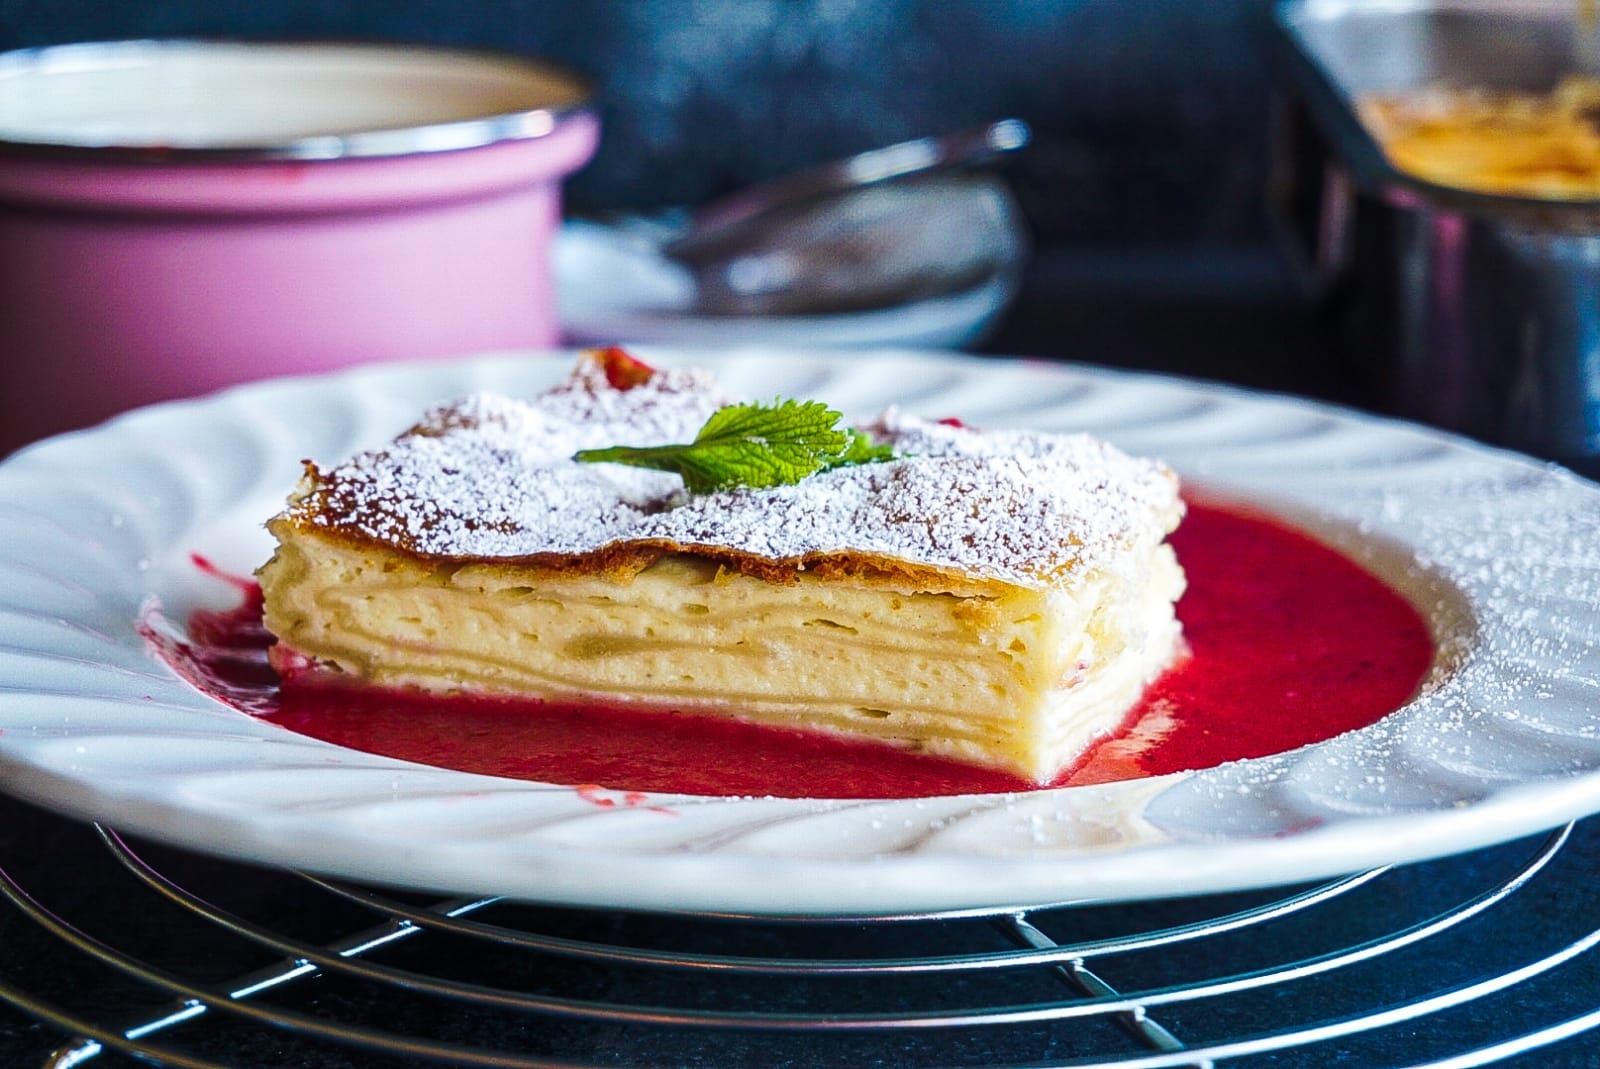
top-left (257, 350), bottom-right (1187, 785)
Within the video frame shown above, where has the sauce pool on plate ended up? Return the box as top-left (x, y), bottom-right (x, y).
top-left (164, 501), bottom-right (1435, 799)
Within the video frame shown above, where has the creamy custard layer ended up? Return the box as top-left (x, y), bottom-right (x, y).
top-left (261, 525), bottom-right (1184, 782)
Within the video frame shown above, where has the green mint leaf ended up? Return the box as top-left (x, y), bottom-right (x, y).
top-left (574, 398), bottom-right (895, 492)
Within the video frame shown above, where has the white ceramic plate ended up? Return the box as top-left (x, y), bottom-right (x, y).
top-left (3, 348), bottom-right (1600, 917)
top-left (554, 221), bottom-right (1017, 350)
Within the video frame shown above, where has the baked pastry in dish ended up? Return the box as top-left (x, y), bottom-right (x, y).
top-left (1358, 75), bottom-right (1600, 199)
top-left (257, 349), bottom-right (1186, 785)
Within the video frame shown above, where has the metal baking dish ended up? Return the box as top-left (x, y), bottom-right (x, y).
top-left (1271, 0), bottom-right (1600, 476)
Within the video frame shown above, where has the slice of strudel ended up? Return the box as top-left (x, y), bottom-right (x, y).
top-left (257, 349), bottom-right (1186, 785)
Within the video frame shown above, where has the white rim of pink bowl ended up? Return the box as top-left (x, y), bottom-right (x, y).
top-left (0, 38), bottom-right (595, 161)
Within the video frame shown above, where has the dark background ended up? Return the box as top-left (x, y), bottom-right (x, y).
top-left (0, 0), bottom-right (1282, 250)
top-left (0, 0), bottom-right (1366, 445)
top-left (0, 0), bottom-right (1341, 411)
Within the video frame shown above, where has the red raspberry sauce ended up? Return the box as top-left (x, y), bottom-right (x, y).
top-left (168, 502), bottom-right (1433, 799)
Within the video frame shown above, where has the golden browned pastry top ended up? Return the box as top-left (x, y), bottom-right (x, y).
top-left (272, 351), bottom-right (1182, 591)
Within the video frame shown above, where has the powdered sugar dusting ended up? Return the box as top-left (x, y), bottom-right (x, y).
top-left (280, 354), bottom-right (1181, 587)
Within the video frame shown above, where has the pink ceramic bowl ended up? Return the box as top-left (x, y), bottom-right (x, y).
top-left (0, 40), bottom-right (599, 454)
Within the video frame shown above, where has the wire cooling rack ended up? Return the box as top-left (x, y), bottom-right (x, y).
top-left (0, 795), bottom-right (1597, 1069)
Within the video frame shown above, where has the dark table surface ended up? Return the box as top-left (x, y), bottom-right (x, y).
top-left (1, 244), bottom-right (1596, 1067)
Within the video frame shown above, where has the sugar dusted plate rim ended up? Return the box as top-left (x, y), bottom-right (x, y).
top-left (2, 347), bottom-right (1599, 916)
